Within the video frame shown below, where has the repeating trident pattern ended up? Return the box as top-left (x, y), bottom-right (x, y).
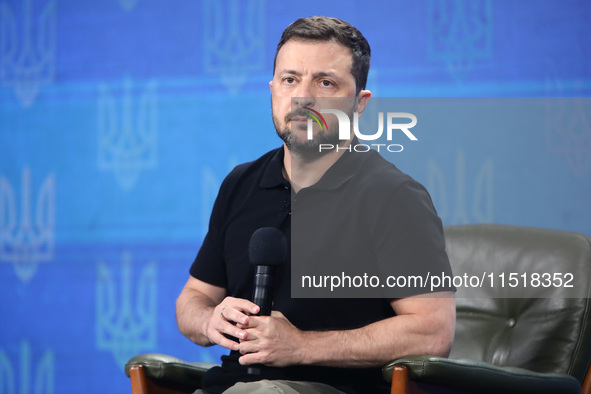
top-left (201, 156), bottom-right (239, 238)
top-left (0, 0), bottom-right (56, 107)
top-left (0, 340), bottom-right (54, 394)
top-left (203, 0), bottom-right (265, 93)
top-left (427, 150), bottom-right (494, 225)
top-left (427, 0), bottom-right (493, 81)
top-left (0, 167), bottom-right (55, 283)
top-left (545, 97), bottom-right (591, 177)
top-left (118, 0), bottom-right (140, 12)
top-left (96, 251), bottom-right (157, 369)
top-left (97, 78), bottom-right (158, 191)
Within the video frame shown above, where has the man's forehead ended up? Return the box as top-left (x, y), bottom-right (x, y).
top-left (277, 39), bottom-right (351, 59)
top-left (275, 39), bottom-right (353, 72)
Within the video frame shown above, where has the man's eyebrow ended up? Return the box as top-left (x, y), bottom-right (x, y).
top-left (278, 69), bottom-right (302, 76)
top-left (278, 70), bottom-right (341, 79)
top-left (312, 71), bottom-right (339, 79)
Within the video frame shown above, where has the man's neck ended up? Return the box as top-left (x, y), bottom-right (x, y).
top-left (282, 139), bottom-right (352, 193)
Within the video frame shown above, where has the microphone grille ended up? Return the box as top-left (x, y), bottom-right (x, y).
top-left (249, 227), bottom-right (287, 266)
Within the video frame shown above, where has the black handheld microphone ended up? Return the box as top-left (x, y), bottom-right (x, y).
top-left (247, 227), bottom-right (287, 375)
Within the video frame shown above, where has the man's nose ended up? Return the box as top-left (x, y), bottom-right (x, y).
top-left (292, 82), bottom-right (316, 108)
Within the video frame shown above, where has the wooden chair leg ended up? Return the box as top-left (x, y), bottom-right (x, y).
top-left (582, 361), bottom-right (591, 394)
top-left (390, 365), bottom-right (409, 394)
top-left (129, 365), bottom-right (150, 394)
top-left (128, 364), bottom-right (195, 394)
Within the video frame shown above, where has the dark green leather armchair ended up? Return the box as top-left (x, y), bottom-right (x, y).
top-left (126, 224), bottom-right (591, 394)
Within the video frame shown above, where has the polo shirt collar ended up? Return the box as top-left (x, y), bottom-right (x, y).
top-left (310, 145), bottom-right (359, 191)
top-left (258, 140), bottom-right (364, 191)
top-left (306, 137), bottom-right (364, 191)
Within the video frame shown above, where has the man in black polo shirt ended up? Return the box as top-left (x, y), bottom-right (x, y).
top-left (176, 16), bottom-right (456, 394)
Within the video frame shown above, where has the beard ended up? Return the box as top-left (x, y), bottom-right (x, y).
top-left (273, 105), bottom-right (353, 161)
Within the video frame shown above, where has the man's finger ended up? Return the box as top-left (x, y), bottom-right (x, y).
top-left (210, 331), bottom-right (240, 351)
top-left (238, 353), bottom-right (261, 366)
top-left (238, 340), bottom-right (258, 355)
top-left (240, 315), bottom-right (261, 329)
top-left (225, 298), bottom-right (260, 315)
top-left (213, 318), bottom-right (248, 341)
top-left (221, 306), bottom-right (250, 326)
top-left (217, 299), bottom-right (260, 325)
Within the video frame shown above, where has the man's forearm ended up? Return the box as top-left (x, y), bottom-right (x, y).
top-left (299, 311), bottom-right (453, 367)
top-left (176, 288), bottom-right (217, 347)
top-left (238, 295), bottom-right (455, 368)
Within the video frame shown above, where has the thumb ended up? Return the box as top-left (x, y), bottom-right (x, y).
top-left (270, 310), bottom-right (286, 319)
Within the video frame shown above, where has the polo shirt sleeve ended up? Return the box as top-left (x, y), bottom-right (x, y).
top-left (369, 179), bottom-right (455, 297)
top-left (189, 171), bottom-right (235, 288)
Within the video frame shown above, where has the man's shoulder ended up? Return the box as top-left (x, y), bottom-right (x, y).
top-left (354, 149), bottom-right (417, 190)
top-left (223, 147), bottom-right (283, 185)
top-left (211, 146), bottom-right (284, 217)
top-left (352, 150), bottom-right (437, 214)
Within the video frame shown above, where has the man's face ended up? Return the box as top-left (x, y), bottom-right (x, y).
top-left (270, 39), bottom-right (365, 158)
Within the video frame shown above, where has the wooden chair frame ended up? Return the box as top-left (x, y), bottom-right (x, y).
top-left (128, 360), bottom-right (591, 394)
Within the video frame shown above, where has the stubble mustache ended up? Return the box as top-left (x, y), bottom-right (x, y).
top-left (284, 107), bottom-right (314, 125)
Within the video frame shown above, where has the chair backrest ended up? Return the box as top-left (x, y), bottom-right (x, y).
top-left (444, 224), bottom-right (591, 383)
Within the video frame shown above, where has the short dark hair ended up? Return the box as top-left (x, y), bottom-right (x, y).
top-left (273, 16), bottom-right (371, 95)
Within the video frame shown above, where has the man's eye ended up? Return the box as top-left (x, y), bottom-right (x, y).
top-left (320, 80), bottom-right (333, 87)
top-left (285, 77), bottom-right (295, 84)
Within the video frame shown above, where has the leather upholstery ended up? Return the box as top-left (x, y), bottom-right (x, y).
top-left (445, 224), bottom-right (591, 382)
top-left (384, 355), bottom-right (581, 394)
top-left (125, 225), bottom-right (591, 393)
top-left (125, 353), bottom-right (217, 387)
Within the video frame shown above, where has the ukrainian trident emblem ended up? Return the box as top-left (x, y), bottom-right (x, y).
top-left (0, 0), bottom-right (56, 107)
top-left (118, 0), bottom-right (140, 12)
top-left (427, 149), bottom-right (494, 225)
top-left (545, 97), bottom-right (591, 177)
top-left (0, 167), bottom-right (55, 282)
top-left (96, 251), bottom-right (157, 368)
top-left (203, 0), bottom-right (265, 93)
top-left (97, 78), bottom-right (158, 191)
top-left (0, 340), bottom-right (55, 394)
top-left (427, 0), bottom-right (493, 81)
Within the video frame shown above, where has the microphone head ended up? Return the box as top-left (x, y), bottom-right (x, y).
top-left (249, 227), bottom-right (287, 267)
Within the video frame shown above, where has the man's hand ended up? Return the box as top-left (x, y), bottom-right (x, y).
top-left (176, 277), bottom-right (261, 351)
top-left (234, 293), bottom-right (455, 369)
top-left (206, 297), bottom-right (261, 351)
top-left (178, 275), bottom-right (455, 369)
top-left (237, 311), bottom-right (305, 367)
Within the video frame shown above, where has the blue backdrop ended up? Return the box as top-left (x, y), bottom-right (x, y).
top-left (1, 0), bottom-right (590, 392)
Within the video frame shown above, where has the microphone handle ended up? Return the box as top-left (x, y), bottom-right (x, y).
top-left (248, 265), bottom-right (274, 375)
top-left (252, 265), bottom-right (274, 316)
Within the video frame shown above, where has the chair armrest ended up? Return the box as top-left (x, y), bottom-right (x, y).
top-left (382, 355), bottom-right (581, 394)
top-left (125, 353), bottom-right (219, 387)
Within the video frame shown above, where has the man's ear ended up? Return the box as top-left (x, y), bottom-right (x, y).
top-left (355, 90), bottom-right (372, 116)
top-left (269, 80), bottom-right (273, 91)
